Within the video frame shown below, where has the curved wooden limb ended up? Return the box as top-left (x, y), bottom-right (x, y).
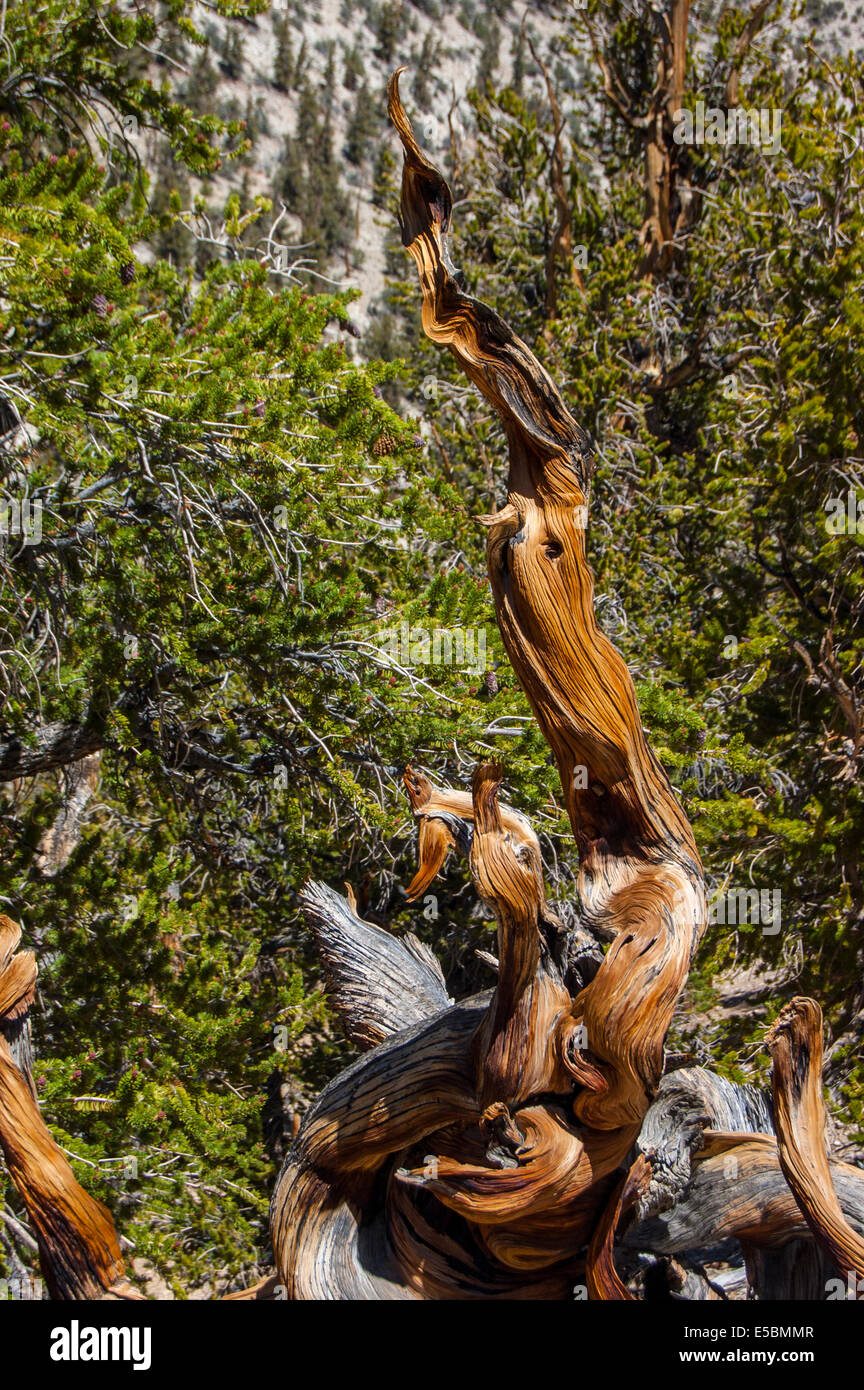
top-left (628, 1135), bottom-right (864, 1255)
top-left (586, 1155), bottom-right (652, 1299)
top-left (632, 1065), bottom-right (774, 1223)
top-left (388, 72), bottom-right (706, 1133)
top-left (628, 1060), bottom-right (864, 1297)
top-left (275, 761), bottom-right (638, 1294)
top-left (0, 917), bottom-right (141, 1300)
top-left (270, 997), bottom-right (485, 1296)
top-left (767, 996), bottom-right (864, 1282)
top-left (386, 1172), bottom-right (578, 1299)
top-left (468, 762), bottom-right (573, 1107)
top-left (397, 754), bottom-right (645, 1268)
top-left (397, 1099), bottom-right (637, 1255)
top-left (270, 1159), bottom-right (420, 1301)
top-left (299, 880), bottom-right (451, 1050)
top-left (404, 763), bottom-right (570, 969)
top-left (630, 1132), bottom-right (864, 1301)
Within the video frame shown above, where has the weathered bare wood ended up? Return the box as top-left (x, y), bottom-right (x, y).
top-left (35, 751), bottom-right (102, 877)
top-left (270, 996), bottom-right (485, 1298)
top-left (629, 1135), bottom-right (864, 1255)
top-left (767, 997), bottom-right (864, 1282)
top-left (623, 1063), bottom-right (864, 1298)
top-left (299, 879), bottom-right (451, 1050)
top-left (273, 759), bottom-right (644, 1294)
top-left (468, 763), bottom-right (573, 1107)
top-left (632, 1066), bottom-right (774, 1223)
top-left (586, 1156), bottom-right (651, 1300)
top-left (404, 764), bottom-right (571, 975)
top-left (0, 916), bottom-right (141, 1300)
top-left (0, 721), bottom-right (104, 781)
top-left (389, 69), bottom-right (706, 1135)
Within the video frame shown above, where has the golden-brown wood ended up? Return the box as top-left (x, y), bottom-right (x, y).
top-left (767, 997), bottom-right (864, 1281)
top-left (266, 72), bottom-right (864, 1302)
top-left (586, 1155), bottom-right (651, 1300)
top-left (388, 70), bottom-right (706, 1133)
top-left (0, 916), bottom-right (141, 1300)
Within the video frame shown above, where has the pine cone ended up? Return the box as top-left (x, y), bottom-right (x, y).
top-left (372, 432), bottom-right (399, 457)
top-left (120, 261), bottom-right (136, 285)
top-left (92, 293), bottom-right (108, 318)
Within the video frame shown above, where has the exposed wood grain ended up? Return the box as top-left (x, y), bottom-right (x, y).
top-left (586, 1155), bottom-right (651, 1299)
top-left (388, 69), bottom-right (706, 1132)
top-left (632, 1066), bottom-right (774, 1223)
top-left (629, 1137), bottom-right (864, 1254)
top-left (768, 996), bottom-right (864, 1281)
top-left (299, 879), bottom-right (451, 1050)
top-left (0, 916), bottom-right (141, 1300)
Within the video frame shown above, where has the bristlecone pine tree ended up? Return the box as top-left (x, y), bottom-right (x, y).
top-left (2, 65), bottom-right (864, 1302)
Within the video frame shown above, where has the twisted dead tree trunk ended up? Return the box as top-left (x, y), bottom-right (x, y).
top-left (267, 74), bottom-right (864, 1300)
top-left (587, 0), bottom-right (695, 279)
top-left (2, 70), bottom-right (864, 1304)
top-left (584, 0), bottom-right (771, 291)
top-left (389, 67), bottom-right (706, 1134)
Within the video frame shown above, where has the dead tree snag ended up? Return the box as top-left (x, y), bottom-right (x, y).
top-left (266, 74), bottom-right (864, 1301)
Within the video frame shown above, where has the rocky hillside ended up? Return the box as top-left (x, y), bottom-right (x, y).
top-left (140, 0), bottom-right (863, 336)
top-left (135, 1), bottom-right (570, 327)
